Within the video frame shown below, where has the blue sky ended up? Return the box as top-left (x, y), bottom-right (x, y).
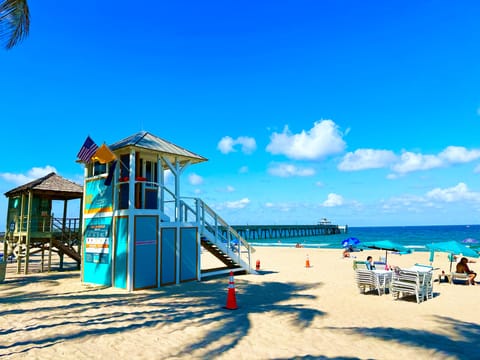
top-left (2, 1), bottom-right (480, 229)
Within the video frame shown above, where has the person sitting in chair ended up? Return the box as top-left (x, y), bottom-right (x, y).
top-left (456, 257), bottom-right (477, 285)
top-left (366, 256), bottom-right (376, 270)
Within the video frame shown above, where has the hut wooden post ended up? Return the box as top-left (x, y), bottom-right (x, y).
top-left (41, 243), bottom-right (45, 272)
top-left (48, 237), bottom-right (53, 272)
top-left (24, 190), bottom-right (33, 274)
top-left (16, 194), bottom-right (25, 273)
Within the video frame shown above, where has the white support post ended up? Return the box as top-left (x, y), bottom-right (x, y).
top-left (127, 149), bottom-right (136, 292)
top-left (80, 165), bottom-right (89, 281)
top-left (111, 160), bottom-right (120, 287)
top-left (157, 157), bottom-right (163, 214)
top-left (176, 226), bottom-right (180, 285)
top-left (175, 161), bottom-right (181, 222)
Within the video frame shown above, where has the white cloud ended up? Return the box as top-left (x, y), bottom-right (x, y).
top-left (426, 182), bottom-right (480, 202)
top-left (382, 194), bottom-right (427, 209)
top-left (226, 185), bottom-right (235, 192)
top-left (438, 146), bottom-right (480, 163)
top-left (391, 151), bottom-right (443, 174)
top-left (218, 136), bottom-right (235, 154)
top-left (0, 165), bottom-right (57, 185)
top-left (337, 146), bottom-right (480, 176)
top-left (266, 120), bottom-right (346, 160)
top-left (164, 170), bottom-right (174, 186)
top-left (239, 166), bottom-right (249, 174)
top-left (315, 181), bottom-right (324, 187)
top-left (225, 198), bottom-right (250, 209)
top-left (391, 146), bottom-right (480, 175)
top-left (217, 136), bottom-right (257, 154)
top-left (380, 182), bottom-right (480, 216)
top-left (268, 163), bottom-right (315, 177)
top-left (322, 193), bottom-right (344, 207)
top-left (262, 202), bottom-right (294, 212)
top-left (188, 173), bottom-right (203, 185)
top-left (338, 149), bottom-right (396, 171)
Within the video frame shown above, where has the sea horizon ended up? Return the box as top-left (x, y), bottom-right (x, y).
top-left (246, 224), bottom-right (480, 251)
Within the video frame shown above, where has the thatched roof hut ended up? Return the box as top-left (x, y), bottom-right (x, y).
top-left (4, 172), bottom-right (83, 200)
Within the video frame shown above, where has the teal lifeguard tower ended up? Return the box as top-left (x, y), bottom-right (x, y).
top-left (81, 131), bottom-right (254, 291)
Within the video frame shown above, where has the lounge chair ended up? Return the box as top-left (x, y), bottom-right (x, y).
top-left (355, 269), bottom-right (376, 294)
top-left (450, 272), bottom-right (471, 285)
top-left (355, 269), bottom-right (391, 296)
top-left (353, 260), bottom-right (368, 270)
top-left (390, 269), bottom-right (430, 303)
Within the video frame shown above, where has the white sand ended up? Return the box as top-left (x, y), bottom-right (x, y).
top-left (1, 247), bottom-right (479, 359)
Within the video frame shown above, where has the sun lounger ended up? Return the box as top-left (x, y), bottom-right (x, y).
top-left (450, 272), bottom-right (471, 285)
top-left (354, 269), bottom-right (392, 296)
top-left (353, 260), bottom-right (368, 270)
top-left (390, 269), bottom-right (431, 303)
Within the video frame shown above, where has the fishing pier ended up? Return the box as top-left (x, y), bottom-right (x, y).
top-left (228, 223), bottom-right (348, 241)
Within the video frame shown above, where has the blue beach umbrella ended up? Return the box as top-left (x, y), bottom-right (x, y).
top-left (426, 240), bottom-right (480, 271)
top-left (361, 240), bottom-right (412, 263)
top-left (341, 237), bottom-right (360, 248)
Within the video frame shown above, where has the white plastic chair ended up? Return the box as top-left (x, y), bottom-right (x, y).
top-left (391, 269), bottom-right (427, 303)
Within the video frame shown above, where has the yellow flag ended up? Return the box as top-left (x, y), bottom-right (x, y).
top-left (92, 143), bottom-right (116, 164)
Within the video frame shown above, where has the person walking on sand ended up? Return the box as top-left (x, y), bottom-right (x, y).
top-left (456, 257), bottom-right (477, 285)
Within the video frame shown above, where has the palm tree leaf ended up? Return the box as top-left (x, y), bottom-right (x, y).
top-left (0, 0), bottom-right (30, 49)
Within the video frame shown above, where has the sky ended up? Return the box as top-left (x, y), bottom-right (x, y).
top-left (2, 1), bottom-right (480, 229)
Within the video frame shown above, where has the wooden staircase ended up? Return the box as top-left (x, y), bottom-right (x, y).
top-left (200, 237), bottom-right (243, 274)
top-left (51, 238), bottom-right (81, 263)
top-left (179, 198), bottom-right (254, 278)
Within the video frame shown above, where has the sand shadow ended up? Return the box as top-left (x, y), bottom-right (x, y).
top-left (328, 315), bottom-right (480, 359)
top-left (0, 274), bottom-right (326, 358)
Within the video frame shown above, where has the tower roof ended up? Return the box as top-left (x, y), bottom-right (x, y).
top-left (109, 131), bottom-right (207, 165)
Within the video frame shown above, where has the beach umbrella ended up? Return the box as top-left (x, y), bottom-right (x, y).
top-left (361, 240), bottom-right (412, 264)
top-left (462, 238), bottom-right (479, 245)
top-left (341, 237), bottom-right (360, 248)
top-left (461, 238), bottom-right (480, 250)
top-left (426, 240), bottom-right (480, 271)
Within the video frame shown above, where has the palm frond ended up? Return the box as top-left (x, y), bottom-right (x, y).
top-left (0, 0), bottom-right (30, 49)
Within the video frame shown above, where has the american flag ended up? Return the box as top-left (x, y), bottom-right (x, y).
top-left (77, 136), bottom-right (98, 163)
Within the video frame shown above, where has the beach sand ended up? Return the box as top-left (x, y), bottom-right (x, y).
top-left (1, 247), bottom-right (479, 360)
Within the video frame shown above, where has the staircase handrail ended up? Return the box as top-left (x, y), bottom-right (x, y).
top-left (200, 201), bottom-right (252, 250)
top-left (179, 197), bottom-right (254, 272)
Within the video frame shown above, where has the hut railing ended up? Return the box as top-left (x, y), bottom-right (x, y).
top-left (13, 216), bottom-right (81, 238)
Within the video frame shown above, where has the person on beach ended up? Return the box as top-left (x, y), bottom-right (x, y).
top-left (366, 256), bottom-right (375, 270)
top-left (456, 257), bottom-right (477, 285)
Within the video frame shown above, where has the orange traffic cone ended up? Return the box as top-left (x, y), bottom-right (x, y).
top-left (225, 271), bottom-right (238, 310)
top-left (305, 254), bottom-right (311, 268)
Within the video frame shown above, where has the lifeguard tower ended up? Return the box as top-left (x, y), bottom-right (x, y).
top-left (3, 173), bottom-right (83, 274)
top-left (81, 131), bottom-right (254, 291)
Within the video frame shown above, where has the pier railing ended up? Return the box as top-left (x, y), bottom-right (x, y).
top-left (230, 224), bottom-right (347, 240)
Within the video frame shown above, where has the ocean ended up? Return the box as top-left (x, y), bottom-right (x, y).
top-left (247, 224), bottom-right (480, 251)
